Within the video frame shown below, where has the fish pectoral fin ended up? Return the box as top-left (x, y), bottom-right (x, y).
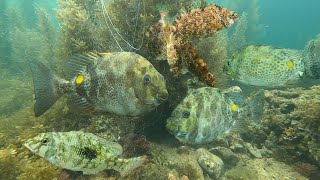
top-left (97, 52), bottom-right (112, 56)
top-left (67, 93), bottom-right (94, 113)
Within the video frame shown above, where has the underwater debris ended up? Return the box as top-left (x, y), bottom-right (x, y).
top-left (149, 3), bottom-right (238, 87)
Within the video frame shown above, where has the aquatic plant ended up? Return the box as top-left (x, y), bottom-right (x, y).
top-left (193, 31), bottom-right (229, 87)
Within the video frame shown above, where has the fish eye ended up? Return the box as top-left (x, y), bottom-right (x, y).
top-left (182, 111), bottom-right (190, 118)
top-left (41, 138), bottom-right (49, 145)
top-left (143, 75), bottom-right (151, 84)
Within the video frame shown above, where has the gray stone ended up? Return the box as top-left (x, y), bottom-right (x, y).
top-left (196, 148), bottom-right (224, 179)
top-left (209, 147), bottom-right (240, 168)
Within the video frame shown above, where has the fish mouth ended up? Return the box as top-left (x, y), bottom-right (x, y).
top-left (156, 91), bottom-right (169, 102)
top-left (23, 143), bottom-right (35, 153)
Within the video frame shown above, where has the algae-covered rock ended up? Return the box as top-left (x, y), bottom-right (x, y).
top-left (252, 85), bottom-right (320, 166)
top-left (222, 158), bottom-right (307, 180)
top-left (209, 147), bottom-right (240, 168)
top-left (145, 143), bottom-right (204, 180)
top-left (196, 148), bottom-right (224, 179)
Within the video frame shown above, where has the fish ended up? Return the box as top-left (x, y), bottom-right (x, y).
top-left (166, 86), bottom-right (244, 144)
top-left (24, 131), bottom-right (147, 176)
top-left (224, 45), bottom-right (305, 87)
top-left (29, 52), bottom-right (168, 117)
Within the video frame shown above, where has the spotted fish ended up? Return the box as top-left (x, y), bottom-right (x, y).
top-left (224, 45), bottom-right (304, 87)
top-left (166, 87), bottom-right (243, 144)
top-left (24, 131), bottom-right (147, 175)
top-left (29, 52), bottom-right (168, 117)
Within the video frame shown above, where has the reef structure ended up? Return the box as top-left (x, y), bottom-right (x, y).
top-left (148, 3), bottom-right (238, 87)
top-left (243, 85), bottom-right (320, 170)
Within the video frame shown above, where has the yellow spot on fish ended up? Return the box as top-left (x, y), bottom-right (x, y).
top-left (75, 74), bottom-right (84, 85)
top-left (231, 103), bottom-right (238, 112)
top-left (286, 60), bottom-right (294, 69)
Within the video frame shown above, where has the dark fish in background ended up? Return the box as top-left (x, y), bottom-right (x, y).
top-left (29, 52), bottom-right (168, 117)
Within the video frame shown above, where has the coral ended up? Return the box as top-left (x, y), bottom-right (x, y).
top-left (149, 3), bottom-right (238, 86)
top-left (241, 85), bottom-right (320, 168)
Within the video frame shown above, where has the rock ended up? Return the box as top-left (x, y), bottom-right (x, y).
top-left (196, 148), bottom-right (224, 179)
top-left (230, 143), bottom-right (246, 153)
top-left (209, 147), bottom-right (240, 168)
top-left (243, 143), bottom-right (263, 158)
top-left (222, 158), bottom-right (308, 180)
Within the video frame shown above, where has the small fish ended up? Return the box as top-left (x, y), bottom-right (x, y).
top-left (224, 45), bottom-right (305, 87)
top-left (29, 52), bottom-right (168, 117)
top-left (166, 87), bottom-right (243, 144)
top-left (24, 131), bottom-right (147, 176)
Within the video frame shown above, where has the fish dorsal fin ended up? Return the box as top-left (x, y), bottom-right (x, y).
top-left (67, 93), bottom-right (94, 113)
top-left (85, 51), bottom-right (102, 60)
top-left (65, 54), bottom-right (95, 80)
top-left (284, 50), bottom-right (302, 64)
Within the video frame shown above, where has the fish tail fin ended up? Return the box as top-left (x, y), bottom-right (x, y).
top-left (29, 60), bottom-right (68, 117)
top-left (303, 38), bottom-right (320, 79)
top-left (115, 156), bottom-right (148, 177)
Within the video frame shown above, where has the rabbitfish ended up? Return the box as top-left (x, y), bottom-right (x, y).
top-left (224, 45), bottom-right (304, 87)
top-left (166, 87), bottom-right (242, 144)
top-left (29, 52), bottom-right (168, 117)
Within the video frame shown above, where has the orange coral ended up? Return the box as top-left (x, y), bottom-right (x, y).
top-left (174, 4), bottom-right (238, 38)
top-left (149, 4), bottom-right (238, 87)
